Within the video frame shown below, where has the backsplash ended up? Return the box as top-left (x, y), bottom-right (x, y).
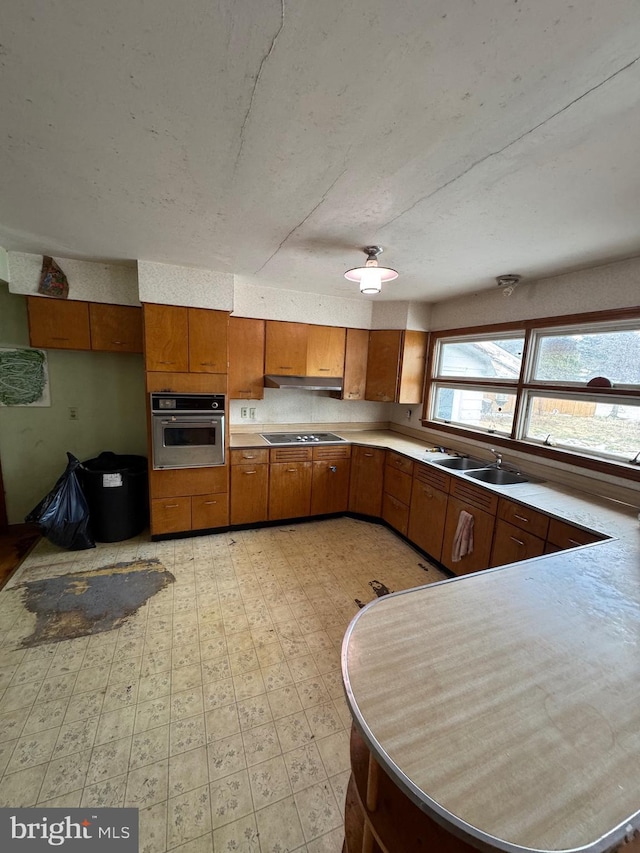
top-left (229, 388), bottom-right (391, 426)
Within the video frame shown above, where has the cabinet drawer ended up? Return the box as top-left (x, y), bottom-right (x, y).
top-left (382, 493), bottom-right (410, 537)
top-left (312, 444), bottom-right (351, 461)
top-left (386, 451), bottom-right (414, 476)
top-left (151, 497), bottom-right (191, 535)
top-left (270, 447), bottom-right (313, 463)
top-left (414, 462), bottom-right (450, 494)
top-left (149, 466), bottom-right (228, 499)
top-left (192, 493), bottom-right (229, 530)
top-left (384, 466), bottom-right (412, 506)
top-left (449, 477), bottom-right (498, 515)
top-left (547, 518), bottom-right (604, 550)
top-left (230, 448), bottom-right (269, 465)
top-left (497, 498), bottom-right (549, 539)
top-left (490, 519), bottom-right (546, 568)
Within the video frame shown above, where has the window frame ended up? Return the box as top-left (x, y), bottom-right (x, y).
top-left (421, 307), bottom-right (640, 482)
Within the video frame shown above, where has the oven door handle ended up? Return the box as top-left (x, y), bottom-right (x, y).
top-left (159, 418), bottom-right (221, 425)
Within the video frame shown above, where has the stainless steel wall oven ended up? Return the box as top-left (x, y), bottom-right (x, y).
top-left (151, 393), bottom-right (225, 470)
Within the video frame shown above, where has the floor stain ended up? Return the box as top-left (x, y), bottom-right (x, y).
top-left (18, 558), bottom-right (174, 647)
top-left (355, 579), bottom-right (394, 609)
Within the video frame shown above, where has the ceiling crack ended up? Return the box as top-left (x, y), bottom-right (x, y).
top-left (380, 52), bottom-right (640, 230)
top-left (255, 167), bottom-right (348, 274)
top-left (234, 0), bottom-right (285, 171)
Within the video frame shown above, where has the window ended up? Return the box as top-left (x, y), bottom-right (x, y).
top-left (425, 314), bottom-right (640, 471)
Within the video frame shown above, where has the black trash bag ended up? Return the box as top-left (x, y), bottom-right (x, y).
top-left (26, 452), bottom-right (95, 550)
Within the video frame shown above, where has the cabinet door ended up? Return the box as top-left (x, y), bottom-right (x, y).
top-left (27, 296), bottom-right (91, 350)
top-left (188, 308), bottom-right (228, 373)
top-left (192, 492), bottom-right (229, 530)
top-left (311, 458), bottom-right (351, 515)
top-left (306, 325), bottom-right (345, 377)
top-left (341, 328), bottom-right (369, 400)
top-left (365, 330), bottom-right (402, 402)
top-left (489, 519), bottom-right (545, 568)
top-left (264, 321), bottom-right (307, 375)
top-left (89, 303), bottom-right (143, 353)
top-left (228, 317), bottom-right (265, 399)
top-left (348, 446), bottom-right (385, 516)
top-left (151, 496), bottom-right (191, 536)
top-left (230, 463), bottom-right (269, 525)
top-left (398, 330), bottom-right (428, 404)
top-left (441, 495), bottom-right (495, 575)
top-left (269, 461), bottom-right (312, 520)
top-left (408, 479), bottom-right (448, 563)
top-left (382, 493), bottom-right (409, 536)
top-left (144, 304), bottom-right (189, 372)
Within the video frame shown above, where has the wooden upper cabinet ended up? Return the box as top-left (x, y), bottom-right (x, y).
top-left (264, 321), bottom-right (308, 375)
top-left (143, 303), bottom-right (189, 372)
top-left (306, 325), bottom-right (345, 377)
top-left (188, 308), bottom-right (228, 374)
top-left (365, 329), bottom-right (428, 404)
top-left (27, 296), bottom-right (91, 350)
top-left (341, 328), bottom-right (369, 400)
top-left (398, 330), bottom-right (428, 404)
top-left (365, 330), bottom-right (402, 402)
top-left (89, 303), bottom-right (143, 353)
top-left (228, 317), bottom-right (265, 399)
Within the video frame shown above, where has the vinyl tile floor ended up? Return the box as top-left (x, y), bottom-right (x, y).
top-left (0, 517), bottom-right (447, 853)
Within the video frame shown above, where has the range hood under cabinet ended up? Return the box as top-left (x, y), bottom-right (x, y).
top-left (264, 375), bottom-right (343, 391)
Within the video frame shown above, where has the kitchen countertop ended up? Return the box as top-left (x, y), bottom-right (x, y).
top-left (234, 427), bottom-right (640, 851)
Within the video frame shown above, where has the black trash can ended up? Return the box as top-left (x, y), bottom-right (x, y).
top-left (81, 452), bottom-right (149, 542)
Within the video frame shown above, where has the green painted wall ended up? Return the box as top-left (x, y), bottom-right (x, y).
top-left (0, 285), bottom-right (147, 524)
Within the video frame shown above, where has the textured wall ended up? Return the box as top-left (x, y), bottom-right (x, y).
top-left (233, 276), bottom-right (372, 328)
top-left (138, 260), bottom-right (234, 310)
top-left (429, 256), bottom-right (640, 330)
top-left (0, 285), bottom-right (147, 525)
top-left (7, 252), bottom-right (140, 305)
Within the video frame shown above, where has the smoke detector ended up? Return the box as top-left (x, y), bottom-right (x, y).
top-left (496, 274), bottom-right (521, 297)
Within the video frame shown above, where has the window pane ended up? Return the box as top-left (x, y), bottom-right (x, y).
top-left (533, 329), bottom-right (640, 385)
top-left (524, 394), bottom-right (640, 459)
top-left (432, 385), bottom-right (517, 434)
top-left (437, 337), bottom-right (524, 380)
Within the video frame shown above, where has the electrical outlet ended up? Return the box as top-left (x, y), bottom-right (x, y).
top-left (249, 407), bottom-right (256, 419)
top-left (406, 408), bottom-right (412, 420)
top-left (69, 407), bottom-right (79, 420)
top-left (240, 407), bottom-right (248, 418)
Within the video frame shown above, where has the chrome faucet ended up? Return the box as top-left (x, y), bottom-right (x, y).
top-left (490, 448), bottom-right (503, 468)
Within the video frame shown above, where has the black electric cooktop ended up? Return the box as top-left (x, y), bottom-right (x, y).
top-left (261, 432), bottom-right (346, 445)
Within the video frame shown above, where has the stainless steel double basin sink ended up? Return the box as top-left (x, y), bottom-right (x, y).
top-left (432, 456), bottom-right (530, 485)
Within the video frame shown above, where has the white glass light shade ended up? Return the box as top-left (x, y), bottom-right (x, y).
top-left (344, 263), bottom-right (398, 295)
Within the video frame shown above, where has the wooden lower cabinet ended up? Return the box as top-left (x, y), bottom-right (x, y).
top-left (311, 456), bottom-right (351, 515)
top-left (489, 519), bottom-right (546, 567)
top-left (230, 448), bottom-right (269, 525)
top-left (345, 724), bottom-right (478, 853)
top-left (408, 464), bottom-right (450, 563)
top-left (192, 492), bottom-right (229, 530)
top-left (441, 494), bottom-right (496, 575)
top-left (348, 446), bottom-right (385, 516)
top-left (151, 497), bottom-right (192, 535)
top-left (269, 461), bottom-right (312, 520)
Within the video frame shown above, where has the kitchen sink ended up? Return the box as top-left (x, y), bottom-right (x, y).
top-left (465, 468), bottom-right (529, 486)
top-left (433, 457), bottom-right (487, 470)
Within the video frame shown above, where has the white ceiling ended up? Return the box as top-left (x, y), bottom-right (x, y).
top-left (2, 0), bottom-right (640, 302)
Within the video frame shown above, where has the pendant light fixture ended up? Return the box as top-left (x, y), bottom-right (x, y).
top-left (344, 246), bottom-right (398, 294)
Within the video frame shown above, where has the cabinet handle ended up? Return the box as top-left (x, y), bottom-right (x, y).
top-left (164, 503), bottom-right (179, 509)
top-left (158, 360), bottom-right (175, 365)
top-left (329, 465), bottom-right (337, 473)
top-left (509, 536), bottom-right (525, 546)
top-left (422, 488), bottom-right (433, 498)
top-left (204, 500), bottom-right (218, 505)
top-left (514, 514), bottom-right (529, 523)
top-left (278, 366), bottom-right (293, 369)
top-left (200, 361), bottom-right (216, 366)
top-left (568, 538), bottom-right (582, 546)
top-left (243, 454), bottom-right (256, 459)
top-left (111, 340), bottom-right (125, 345)
top-left (242, 470), bottom-right (257, 475)
top-left (52, 336), bottom-right (70, 341)
top-left (318, 367), bottom-right (331, 371)
top-left (363, 453), bottom-right (374, 457)
top-left (286, 468), bottom-right (297, 473)
top-left (238, 389), bottom-right (251, 394)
